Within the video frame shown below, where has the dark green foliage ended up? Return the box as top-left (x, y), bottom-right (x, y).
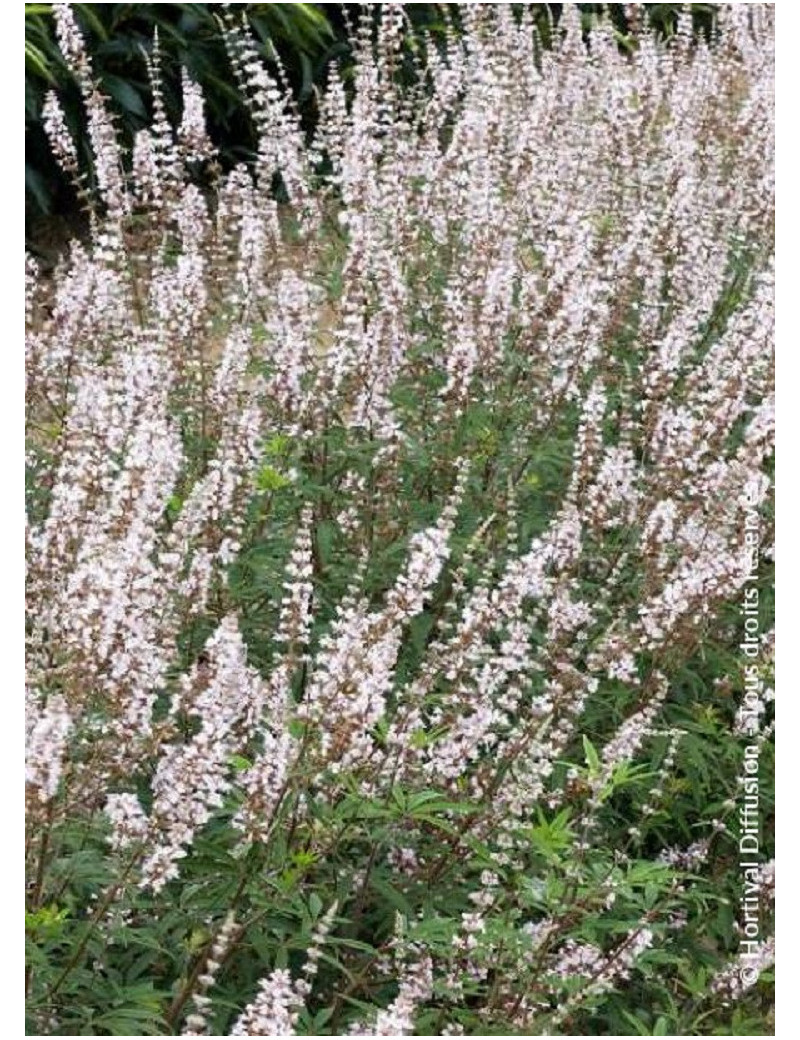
top-left (25, 3), bottom-right (720, 233)
top-left (25, 3), bottom-right (337, 231)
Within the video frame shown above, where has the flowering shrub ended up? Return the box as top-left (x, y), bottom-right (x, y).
top-left (25, 4), bottom-right (774, 1035)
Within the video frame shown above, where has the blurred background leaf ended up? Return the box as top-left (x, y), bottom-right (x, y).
top-left (25, 3), bottom-right (719, 249)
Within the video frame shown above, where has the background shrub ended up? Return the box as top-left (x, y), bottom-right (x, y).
top-left (25, 3), bottom-right (721, 232)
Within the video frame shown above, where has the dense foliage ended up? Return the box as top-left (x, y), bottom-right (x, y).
top-left (25, 3), bottom-right (721, 226)
top-left (25, 2), bottom-right (337, 222)
top-left (26, 4), bottom-right (774, 1036)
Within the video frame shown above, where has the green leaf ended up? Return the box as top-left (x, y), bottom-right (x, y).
top-left (583, 734), bottom-right (601, 774)
top-left (25, 163), bottom-right (53, 214)
top-left (25, 40), bottom-right (55, 83)
top-left (74, 4), bottom-right (110, 39)
top-left (101, 74), bottom-right (147, 119)
top-left (256, 463), bottom-right (291, 492)
top-left (262, 433), bottom-right (292, 456)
